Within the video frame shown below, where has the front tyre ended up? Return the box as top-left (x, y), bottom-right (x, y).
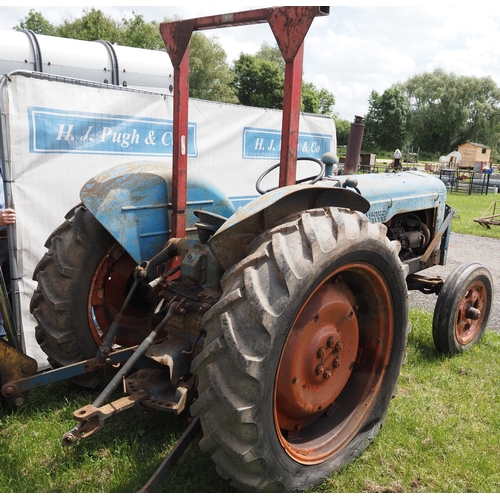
top-left (432, 263), bottom-right (493, 355)
top-left (191, 207), bottom-right (409, 492)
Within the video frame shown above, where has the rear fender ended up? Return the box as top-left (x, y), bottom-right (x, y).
top-left (80, 161), bottom-right (235, 263)
top-left (209, 184), bottom-right (370, 270)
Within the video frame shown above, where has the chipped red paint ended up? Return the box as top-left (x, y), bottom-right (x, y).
top-left (159, 7), bottom-right (329, 237)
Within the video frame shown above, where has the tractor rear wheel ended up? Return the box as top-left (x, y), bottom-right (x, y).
top-left (30, 205), bottom-right (157, 385)
top-left (432, 263), bottom-right (492, 355)
top-left (191, 207), bottom-right (409, 492)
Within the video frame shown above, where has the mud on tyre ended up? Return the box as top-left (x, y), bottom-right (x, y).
top-left (191, 207), bottom-right (409, 492)
top-left (30, 205), bottom-right (156, 386)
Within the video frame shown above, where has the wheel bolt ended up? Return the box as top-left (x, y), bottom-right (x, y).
top-left (326, 336), bottom-right (334, 347)
top-left (323, 369), bottom-right (331, 379)
top-left (334, 342), bottom-right (342, 353)
top-left (2, 384), bottom-right (16, 397)
top-left (317, 347), bottom-right (325, 358)
top-left (14, 396), bottom-right (25, 407)
top-left (333, 358), bottom-right (340, 368)
top-left (316, 364), bottom-right (324, 375)
top-left (21, 364), bottom-right (32, 375)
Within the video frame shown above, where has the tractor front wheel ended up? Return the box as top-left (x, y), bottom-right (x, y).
top-left (432, 263), bottom-right (492, 355)
top-left (192, 207), bottom-right (409, 492)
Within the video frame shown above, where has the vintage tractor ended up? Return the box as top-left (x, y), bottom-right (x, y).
top-left (2, 6), bottom-right (493, 493)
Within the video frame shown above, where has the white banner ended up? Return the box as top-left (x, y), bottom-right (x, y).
top-left (4, 74), bottom-right (336, 367)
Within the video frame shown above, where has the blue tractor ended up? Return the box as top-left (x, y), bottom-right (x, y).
top-left (24, 7), bottom-right (492, 493)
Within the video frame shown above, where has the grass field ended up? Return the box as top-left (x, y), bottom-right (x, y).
top-left (447, 191), bottom-right (500, 238)
top-left (1, 184), bottom-right (499, 493)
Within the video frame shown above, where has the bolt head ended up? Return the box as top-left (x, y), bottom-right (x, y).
top-left (14, 396), bottom-right (25, 407)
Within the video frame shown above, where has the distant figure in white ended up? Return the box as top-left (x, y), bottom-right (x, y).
top-left (393, 149), bottom-right (402, 171)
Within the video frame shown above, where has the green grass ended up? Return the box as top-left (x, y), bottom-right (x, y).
top-left (1, 313), bottom-right (499, 492)
top-left (446, 191), bottom-right (500, 238)
top-left (0, 381), bottom-right (233, 493)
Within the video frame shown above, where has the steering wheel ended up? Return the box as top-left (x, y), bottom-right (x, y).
top-left (255, 157), bottom-right (325, 194)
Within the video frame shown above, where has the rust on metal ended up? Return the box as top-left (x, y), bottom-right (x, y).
top-left (474, 200), bottom-right (500, 229)
top-left (455, 280), bottom-right (488, 345)
top-left (274, 263), bottom-right (394, 465)
top-left (159, 7), bottom-right (329, 237)
top-left (344, 116), bottom-right (365, 174)
top-left (88, 242), bottom-right (158, 348)
top-left (0, 338), bottom-right (38, 404)
top-left (275, 282), bottom-right (359, 431)
top-left (68, 392), bottom-right (148, 440)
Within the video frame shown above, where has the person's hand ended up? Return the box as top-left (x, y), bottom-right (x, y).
top-left (0, 208), bottom-right (16, 226)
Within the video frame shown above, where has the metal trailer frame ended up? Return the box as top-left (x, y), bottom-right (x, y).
top-left (474, 200), bottom-right (500, 228)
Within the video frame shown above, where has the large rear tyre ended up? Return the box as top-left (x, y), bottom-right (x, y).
top-left (191, 207), bottom-right (409, 492)
top-left (432, 263), bottom-right (493, 355)
top-left (30, 205), bottom-right (157, 385)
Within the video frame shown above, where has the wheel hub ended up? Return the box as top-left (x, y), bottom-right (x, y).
top-left (275, 281), bottom-right (358, 431)
top-left (88, 243), bottom-right (156, 347)
top-left (273, 261), bottom-right (396, 465)
top-left (457, 281), bottom-right (487, 345)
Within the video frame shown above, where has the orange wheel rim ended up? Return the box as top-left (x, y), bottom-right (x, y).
top-left (274, 262), bottom-right (394, 464)
top-left (88, 243), bottom-right (155, 347)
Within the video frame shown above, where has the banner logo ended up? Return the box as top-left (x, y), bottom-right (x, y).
top-left (243, 127), bottom-right (332, 159)
top-left (28, 107), bottom-right (198, 157)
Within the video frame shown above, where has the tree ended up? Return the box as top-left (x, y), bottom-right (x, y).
top-left (189, 33), bottom-right (238, 103)
top-left (118, 13), bottom-right (163, 50)
top-left (402, 69), bottom-right (500, 154)
top-left (301, 82), bottom-right (320, 114)
top-left (56, 8), bottom-right (120, 42)
top-left (14, 9), bottom-right (56, 35)
top-left (234, 43), bottom-right (335, 113)
top-left (317, 87), bottom-right (336, 116)
top-left (256, 42), bottom-right (285, 73)
top-left (302, 82), bottom-right (335, 115)
top-left (364, 87), bottom-right (409, 151)
top-left (232, 53), bottom-right (284, 108)
top-left (333, 115), bottom-right (351, 147)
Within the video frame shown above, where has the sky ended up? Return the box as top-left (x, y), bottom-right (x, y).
top-left (1, 2), bottom-right (499, 120)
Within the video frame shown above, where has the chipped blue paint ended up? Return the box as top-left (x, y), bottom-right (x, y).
top-left (80, 161), bottom-right (235, 263)
top-left (80, 164), bottom-right (447, 268)
top-left (346, 171), bottom-right (448, 225)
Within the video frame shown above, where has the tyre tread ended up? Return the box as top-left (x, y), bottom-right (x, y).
top-left (192, 207), bottom-right (408, 492)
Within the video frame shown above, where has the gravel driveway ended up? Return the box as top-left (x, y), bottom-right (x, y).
top-left (409, 232), bottom-right (500, 332)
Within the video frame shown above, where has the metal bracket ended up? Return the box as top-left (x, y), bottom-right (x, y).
top-left (419, 207), bottom-right (456, 264)
top-left (64, 392), bottom-right (148, 443)
top-left (407, 274), bottom-right (444, 295)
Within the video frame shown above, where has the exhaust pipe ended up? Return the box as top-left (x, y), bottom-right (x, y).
top-left (343, 115), bottom-right (365, 175)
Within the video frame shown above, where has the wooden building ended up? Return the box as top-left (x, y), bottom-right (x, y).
top-left (457, 142), bottom-right (491, 170)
